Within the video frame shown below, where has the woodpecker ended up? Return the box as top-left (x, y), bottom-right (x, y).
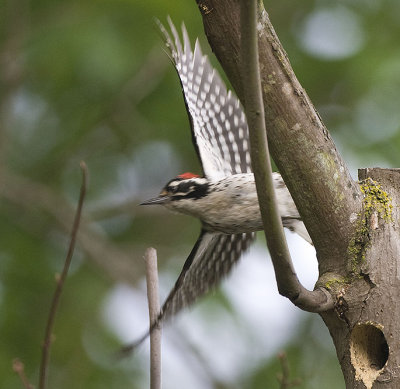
top-left (128, 19), bottom-right (311, 350)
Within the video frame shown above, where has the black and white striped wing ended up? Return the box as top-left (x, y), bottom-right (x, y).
top-left (120, 231), bottom-right (255, 355)
top-left (160, 231), bottom-right (255, 321)
top-left (158, 18), bottom-right (252, 181)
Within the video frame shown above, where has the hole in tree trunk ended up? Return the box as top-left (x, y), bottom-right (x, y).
top-left (350, 322), bottom-right (388, 389)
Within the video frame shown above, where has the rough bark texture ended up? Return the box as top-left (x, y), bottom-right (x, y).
top-left (322, 168), bottom-right (400, 389)
top-left (239, 0), bottom-right (334, 312)
top-left (195, 0), bottom-right (362, 272)
top-left (194, 1), bottom-right (400, 388)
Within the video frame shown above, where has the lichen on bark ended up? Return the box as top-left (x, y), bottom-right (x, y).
top-left (347, 178), bottom-right (393, 276)
top-left (316, 272), bottom-right (350, 294)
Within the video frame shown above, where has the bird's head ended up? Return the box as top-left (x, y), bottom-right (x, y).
top-left (141, 172), bottom-right (210, 207)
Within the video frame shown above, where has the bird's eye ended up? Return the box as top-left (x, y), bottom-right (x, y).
top-left (166, 185), bottom-right (177, 194)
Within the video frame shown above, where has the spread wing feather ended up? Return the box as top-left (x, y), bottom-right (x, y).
top-left (160, 231), bottom-right (255, 320)
top-left (158, 18), bottom-right (252, 181)
top-left (121, 231), bottom-right (255, 355)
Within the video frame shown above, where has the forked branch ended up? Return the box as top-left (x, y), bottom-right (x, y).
top-left (239, 0), bottom-right (333, 312)
top-left (196, 0), bottom-right (362, 272)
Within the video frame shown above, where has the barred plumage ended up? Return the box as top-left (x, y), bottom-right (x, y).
top-left (161, 231), bottom-right (253, 321)
top-left (159, 18), bottom-right (251, 179)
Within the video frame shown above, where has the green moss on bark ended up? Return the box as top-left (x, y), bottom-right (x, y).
top-left (347, 178), bottom-right (392, 276)
top-left (317, 272), bottom-right (351, 293)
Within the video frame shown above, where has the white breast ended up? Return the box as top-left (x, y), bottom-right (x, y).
top-left (166, 173), bottom-right (300, 235)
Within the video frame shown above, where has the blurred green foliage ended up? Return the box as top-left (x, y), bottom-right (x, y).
top-left (1, 0), bottom-right (399, 388)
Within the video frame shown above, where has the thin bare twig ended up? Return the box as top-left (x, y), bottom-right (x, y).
top-left (38, 161), bottom-right (88, 389)
top-left (239, 0), bottom-right (333, 312)
top-left (277, 352), bottom-right (302, 389)
top-left (12, 359), bottom-right (34, 389)
top-left (0, 169), bottom-right (142, 284)
top-left (144, 247), bottom-right (162, 389)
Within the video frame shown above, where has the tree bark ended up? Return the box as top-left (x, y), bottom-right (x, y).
top-left (194, 1), bottom-right (400, 388)
top-left (321, 168), bottom-right (400, 389)
top-left (195, 0), bottom-right (362, 270)
top-left (238, 0), bottom-right (333, 312)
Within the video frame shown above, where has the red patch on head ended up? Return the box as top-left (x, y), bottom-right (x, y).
top-left (178, 172), bottom-right (200, 179)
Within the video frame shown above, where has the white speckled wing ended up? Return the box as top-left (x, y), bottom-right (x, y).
top-left (160, 230), bottom-right (255, 321)
top-left (158, 18), bottom-right (252, 181)
top-left (120, 230), bottom-right (255, 354)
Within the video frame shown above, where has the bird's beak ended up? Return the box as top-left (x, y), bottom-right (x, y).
top-left (140, 195), bottom-right (169, 205)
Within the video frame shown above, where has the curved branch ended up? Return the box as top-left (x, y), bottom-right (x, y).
top-left (239, 0), bottom-right (333, 312)
top-left (195, 0), bottom-right (362, 273)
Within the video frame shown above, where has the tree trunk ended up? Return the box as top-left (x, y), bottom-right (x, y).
top-left (195, 0), bottom-right (362, 266)
top-left (322, 168), bottom-right (400, 389)
top-left (194, 1), bottom-right (400, 388)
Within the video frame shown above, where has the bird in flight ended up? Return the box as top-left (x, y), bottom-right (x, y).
top-left (125, 18), bottom-right (310, 352)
